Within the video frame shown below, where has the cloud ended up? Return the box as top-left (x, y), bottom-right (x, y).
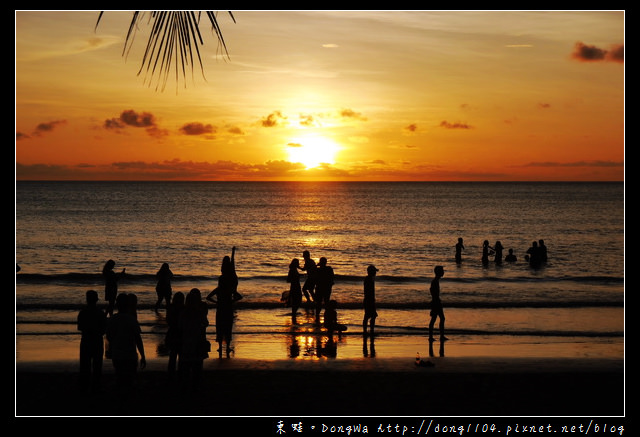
top-left (520, 160), bottom-right (623, 168)
top-left (16, 158), bottom-right (329, 181)
top-left (16, 120), bottom-right (68, 140)
top-left (299, 114), bottom-right (317, 127)
top-left (538, 103), bottom-right (551, 109)
top-left (179, 122), bottom-right (215, 136)
top-left (261, 111), bottom-right (286, 127)
top-left (227, 125), bottom-right (245, 135)
top-left (405, 124), bottom-right (418, 133)
top-left (571, 42), bottom-right (624, 63)
top-left (439, 121), bottom-right (472, 129)
top-left (103, 109), bottom-right (169, 137)
top-left (119, 110), bottom-right (156, 128)
top-left (340, 108), bottom-right (367, 121)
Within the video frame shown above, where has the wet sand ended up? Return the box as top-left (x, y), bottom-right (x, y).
top-left (15, 335), bottom-right (625, 419)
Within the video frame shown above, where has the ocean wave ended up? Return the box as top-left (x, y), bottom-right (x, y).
top-left (15, 299), bottom-right (623, 312)
top-left (15, 272), bottom-right (624, 285)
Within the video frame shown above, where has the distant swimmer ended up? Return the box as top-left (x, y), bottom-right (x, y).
top-left (493, 241), bottom-right (504, 264)
top-left (504, 248), bottom-right (517, 262)
top-left (455, 238), bottom-right (464, 264)
top-left (481, 240), bottom-right (494, 265)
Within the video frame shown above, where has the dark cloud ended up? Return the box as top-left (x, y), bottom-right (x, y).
top-left (299, 114), bottom-right (316, 126)
top-left (439, 121), bottom-right (472, 129)
top-left (179, 122), bottom-right (215, 136)
top-left (521, 160), bottom-right (623, 168)
top-left (103, 109), bottom-right (167, 137)
top-left (227, 126), bottom-right (245, 135)
top-left (538, 103), bottom-right (551, 109)
top-left (34, 120), bottom-right (67, 135)
top-left (16, 120), bottom-right (67, 140)
top-left (261, 111), bottom-right (286, 127)
top-left (340, 108), bottom-right (367, 121)
top-left (120, 110), bottom-right (156, 127)
top-left (606, 44), bottom-right (624, 63)
top-left (104, 110), bottom-right (156, 130)
top-left (571, 42), bottom-right (624, 63)
top-left (405, 124), bottom-right (418, 132)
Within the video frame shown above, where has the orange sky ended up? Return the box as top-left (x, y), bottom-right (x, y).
top-left (15, 10), bottom-right (625, 181)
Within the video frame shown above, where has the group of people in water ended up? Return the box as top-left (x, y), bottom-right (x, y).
top-left (456, 237), bottom-right (548, 267)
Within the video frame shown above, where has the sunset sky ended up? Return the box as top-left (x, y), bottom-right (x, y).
top-left (15, 10), bottom-right (625, 181)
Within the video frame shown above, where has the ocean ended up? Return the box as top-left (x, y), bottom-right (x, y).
top-left (15, 181), bottom-right (624, 361)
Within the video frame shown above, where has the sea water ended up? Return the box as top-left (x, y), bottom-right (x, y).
top-left (15, 181), bottom-right (624, 360)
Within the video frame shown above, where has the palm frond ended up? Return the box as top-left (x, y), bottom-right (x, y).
top-left (96, 11), bottom-right (235, 92)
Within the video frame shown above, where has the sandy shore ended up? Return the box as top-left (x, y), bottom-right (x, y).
top-left (15, 353), bottom-right (624, 419)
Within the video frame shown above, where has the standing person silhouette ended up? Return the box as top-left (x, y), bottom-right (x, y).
top-left (300, 250), bottom-right (317, 304)
top-left (102, 259), bottom-right (125, 317)
top-left (165, 291), bottom-right (185, 379)
top-left (455, 237), bottom-right (465, 264)
top-left (493, 241), bottom-right (504, 264)
top-left (314, 257), bottom-right (335, 326)
top-left (155, 262), bottom-right (174, 312)
top-left (287, 258), bottom-right (303, 324)
top-left (207, 247), bottom-right (243, 356)
top-left (362, 264), bottom-right (378, 337)
top-left (105, 293), bottom-right (146, 390)
top-left (77, 289), bottom-right (107, 393)
top-left (481, 240), bottom-right (494, 266)
top-left (428, 265), bottom-right (447, 343)
top-left (178, 288), bottom-right (209, 391)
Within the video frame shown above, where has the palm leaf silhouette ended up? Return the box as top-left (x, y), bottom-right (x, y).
top-left (96, 11), bottom-right (235, 92)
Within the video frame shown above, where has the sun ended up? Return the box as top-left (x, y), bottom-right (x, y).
top-left (287, 135), bottom-right (340, 169)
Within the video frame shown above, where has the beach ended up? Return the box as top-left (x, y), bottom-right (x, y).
top-left (15, 181), bottom-right (625, 426)
top-left (15, 333), bottom-right (625, 419)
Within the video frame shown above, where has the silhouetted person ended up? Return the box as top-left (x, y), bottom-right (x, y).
top-left (287, 258), bottom-right (303, 324)
top-left (207, 247), bottom-right (242, 356)
top-left (429, 337), bottom-right (445, 358)
top-left (77, 289), bottom-right (107, 393)
top-left (165, 291), bottom-right (185, 379)
top-left (455, 237), bottom-right (465, 264)
top-left (300, 250), bottom-right (317, 303)
top-left (526, 241), bottom-right (541, 267)
top-left (179, 288), bottom-right (209, 391)
top-left (363, 334), bottom-right (376, 358)
top-left (362, 264), bottom-right (378, 337)
top-left (155, 262), bottom-right (174, 312)
top-left (314, 257), bottom-right (335, 325)
top-left (505, 248), bottom-right (517, 262)
top-left (323, 299), bottom-right (347, 340)
top-left (428, 265), bottom-right (447, 343)
top-left (493, 241), bottom-right (504, 264)
top-left (106, 293), bottom-right (146, 389)
top-left (538, 239), bottom-right (548, 263)
top-left (103, 259), bottom-right (125, 317)
top-left (481, 240), bottom-right (494, 266)
top-left (127, 292), bottom-right (138, 320)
